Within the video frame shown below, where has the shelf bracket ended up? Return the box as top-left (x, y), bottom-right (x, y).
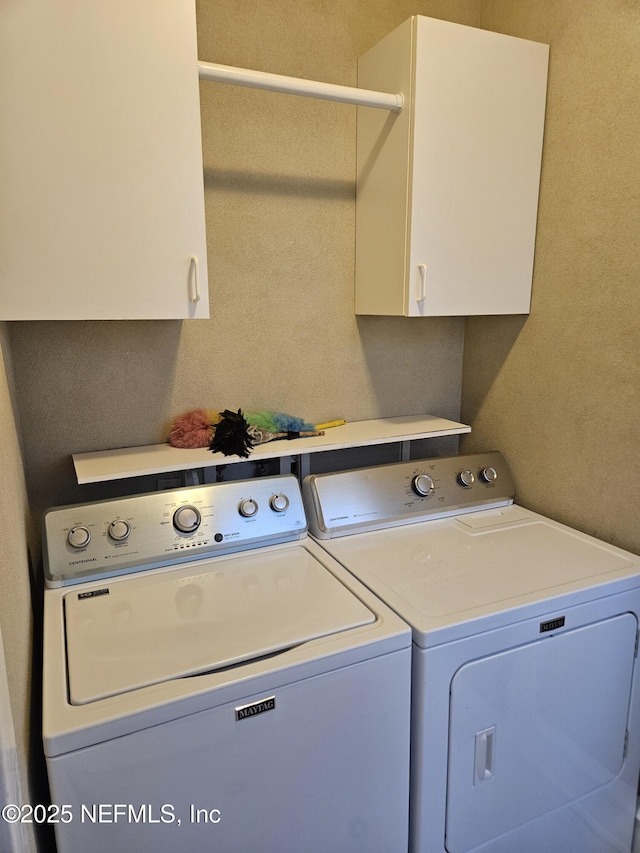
top-left (197, 61), bottom-right (404, 112)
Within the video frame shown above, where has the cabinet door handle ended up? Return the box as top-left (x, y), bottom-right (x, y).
top-left (416, 264), bottom-right (427, 303)
top-left (189, 256), bottom-right (201, 303)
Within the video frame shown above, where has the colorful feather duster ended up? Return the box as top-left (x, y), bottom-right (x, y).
top-left (168, 408), bottom-right (335, 458)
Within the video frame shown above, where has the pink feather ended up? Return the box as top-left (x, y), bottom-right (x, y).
top-left (169, 409), bottom-right (215, 448)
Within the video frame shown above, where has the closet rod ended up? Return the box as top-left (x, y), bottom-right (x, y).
top-left (197, 61), bottom-right (404, 112)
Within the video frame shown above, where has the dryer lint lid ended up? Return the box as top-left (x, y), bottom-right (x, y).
top-left (64, 546), bottom-right (374, 705)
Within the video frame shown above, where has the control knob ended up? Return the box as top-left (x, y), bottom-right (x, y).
top-left (480, 466), bottom-right (498, 484)
top-left (173, 505), bottom-right (201, 533)
top-left (412, 474), bottom-right (435, 497)
top-left (108, 519), bottom-right (131, 541)
top-left (270, 494), bottom-right (289, 512)
top-left (239, 498), bottom-right (258, 518)
top-left (67, 526), bottom-right (91, 549)
top-left (457, 470), bottom-right (475, 487)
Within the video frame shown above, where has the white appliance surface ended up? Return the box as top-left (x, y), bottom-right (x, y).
top-left (42, 475), bottom-right (412, 853)
top-left (65, 545), bottom-right (374, 705)
top-left (320, 504), bottom-right (638, 644)
top-left (445, 611), bottom-right (636, 852)
top-left (303, 453), bottom-right (640, 853)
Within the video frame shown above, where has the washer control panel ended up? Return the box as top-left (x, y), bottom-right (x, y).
top-left (43, 474), bottom-right (306, 587)
top-left (302, 452), bottom-right (516, 539)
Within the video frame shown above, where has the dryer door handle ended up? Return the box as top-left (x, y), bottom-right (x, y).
top-left (474, 726), bottom-right (496, 785)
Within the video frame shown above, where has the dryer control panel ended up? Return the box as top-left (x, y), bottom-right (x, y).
top-left (303, 452), bottom-right (516, 539)
top-left (43, 474), bottom-right (307, 587)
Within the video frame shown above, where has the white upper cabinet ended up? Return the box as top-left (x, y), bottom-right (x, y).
top-left (0, 1), bottom-right (208, 320)
top-left (355, 17), bottom-right (549, 316)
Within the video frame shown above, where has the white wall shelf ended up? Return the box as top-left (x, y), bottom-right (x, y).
top-left (72, 414), bottom-right (470, 484)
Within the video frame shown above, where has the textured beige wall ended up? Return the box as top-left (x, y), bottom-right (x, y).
top-left (8, 0), bottom-right (480, 518)
top-left (461, 0), bottom-right (640, 554)
top-left (0, 324), bottom-right (36, 851)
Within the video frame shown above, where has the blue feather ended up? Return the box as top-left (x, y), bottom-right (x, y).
top-left (272, 412), bottom-right (315, 432)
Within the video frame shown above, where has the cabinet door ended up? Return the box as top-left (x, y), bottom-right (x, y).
top-left (355, 17), bottom-right (548, 317)
top-left (409, 17), bottom-right (548, 316)
top-left (0, 0), bottom-right (208, 320)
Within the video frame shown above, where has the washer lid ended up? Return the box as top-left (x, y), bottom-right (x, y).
top-left (64, 545), bottom-right (374, 705)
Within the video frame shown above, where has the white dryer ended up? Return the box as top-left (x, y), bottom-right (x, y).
top-left (303, 452), bottom-right (640, 853)
top-left (42, 474), bottom-right (411, 853)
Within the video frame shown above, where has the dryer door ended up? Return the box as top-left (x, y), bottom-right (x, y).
top-left (445, 613), bottom-right (637, 853)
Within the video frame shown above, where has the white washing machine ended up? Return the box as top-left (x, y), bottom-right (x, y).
top-left (42, 473), bottom-right (411, 853)
top-left (302, 452), bottom-right (640, 853)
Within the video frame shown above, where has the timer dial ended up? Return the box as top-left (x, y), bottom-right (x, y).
top-left (412, 474), bottom-right (435, 497)
top-left (480, 466), bottom-right (498, 484)
top-left (239, 498), bottom-right (259, 518)
top-left (108, 520), bottom-right (131, 541)
top-left (173, 505), bottom-right (201, 533)
top-left (68, 526), bottom-right (91, 549)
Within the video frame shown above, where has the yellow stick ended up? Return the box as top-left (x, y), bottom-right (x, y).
top-left (315, 419), bottom-right (346, 430)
